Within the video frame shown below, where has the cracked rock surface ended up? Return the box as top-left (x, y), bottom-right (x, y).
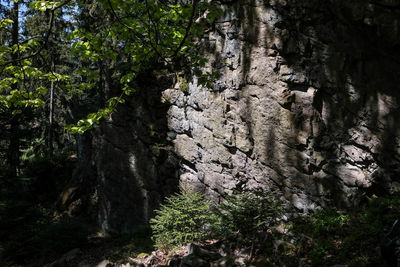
top-left (89, 0), bottom-right (400, 231)
top-left (163, 0), bottom-right (400, 212)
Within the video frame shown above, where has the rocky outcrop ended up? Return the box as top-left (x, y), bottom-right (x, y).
top-left (164, 0), bottom-right (400, 212)
top-left (90, 75), bottom-right (181, 232)
top-left (89, 0), bottom-right (400, 232)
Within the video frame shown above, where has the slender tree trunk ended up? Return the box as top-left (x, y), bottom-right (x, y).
top-left (49, 59), bottom-right (54, 157)
top-left (104, 59), bottom-right (112, 100)
top-left (8, 119), bottom-right (19, 176)
top-left (7, 1), bottom-right (20, 177)
top-left (98, 60), bottom-right (105, 107)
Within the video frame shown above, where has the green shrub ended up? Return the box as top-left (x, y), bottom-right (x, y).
top-left (309, 241), bottom-right (328, 266)
top-left (290, 194), bottom-right (400, 266)
top-left (150, 188), bottom-right (217, 250)
top-left (294, 207), bottom-right (350, 265)
top-left (150, 188), bottom-right (284, 250)
top-left (311, 207), bottom-right (350, 235)
top-left (213, 190), bottom-right (283, 244)
top-left (348, 256), bottom-right (369, 267)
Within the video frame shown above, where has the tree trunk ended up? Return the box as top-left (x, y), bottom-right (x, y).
top-left (48, 59), bottom-right (54, 157)
top-left (7, 1), bottom-right (20, 177)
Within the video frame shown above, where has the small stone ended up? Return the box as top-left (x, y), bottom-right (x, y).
top-left (168, 257), bottom-right (181, 267)
top-left (96, 260), bottom-right (112, 267)
top-left (51, 248), bottom-right (82, 266)
top-left (187, 243), bottom-right (222, 261)
top-left (180, 254), bottom-right (210, 267)
top-left (211, 256), bottom-right (236, 267)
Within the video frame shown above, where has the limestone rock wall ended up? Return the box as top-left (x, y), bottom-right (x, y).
top-left (164, 0), bottom-right (400, 211)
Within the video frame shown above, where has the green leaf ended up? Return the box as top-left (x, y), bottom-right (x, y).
top-left (0, 46), bottom-right (11, 52)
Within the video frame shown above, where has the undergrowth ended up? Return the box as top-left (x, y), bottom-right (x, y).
top-left (289, 194), bottom-right (400, 266)
top-left (150, 188), bottom-right (218, 249)
top-left (2, 169), bottom-right (400, 267)
top-left (150, 188), bottom-right (400, 266)
top-left (150, 188), bottom-right (283, 250)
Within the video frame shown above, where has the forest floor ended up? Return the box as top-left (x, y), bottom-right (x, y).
top-left (19, 197), bottom-right (399, 267)
top-left (1, 154), bottom-right (399, 266)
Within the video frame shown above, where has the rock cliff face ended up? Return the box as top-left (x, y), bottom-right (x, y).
top-left (89, 75), bottom-right (180, 232)
top-left (91, 0), bottom-right (400, 231)
top-left (164, 0), bottom-right (400, 210)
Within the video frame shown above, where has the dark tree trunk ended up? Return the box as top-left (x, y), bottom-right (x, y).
top-left (48, 59), bottom-right (55, 157)
top-left (7, 1), bottom-right (20, 177)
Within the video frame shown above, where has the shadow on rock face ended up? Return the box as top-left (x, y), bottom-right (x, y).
top-left (67, 0), bottom-right (400, 232)
top-left (93, 73), bottom-right (182, 233)
top-left (166, 0), bottom-right (400, 214)
top-left (66, 72), bottom-right (181, 233)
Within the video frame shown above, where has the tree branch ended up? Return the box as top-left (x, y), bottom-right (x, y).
top-left (172, 0), bottom-right (199, 59)
top-left (0, 0), bottom-right (71, 68)
top-left (106, 0), bottom-right (170, 65)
